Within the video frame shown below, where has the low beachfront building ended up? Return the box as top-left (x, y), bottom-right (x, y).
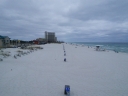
top-left (33, 38), bottom-right (46, 44)
top-left (0, 35), bottom-right (10, 48)
top-left (10, 39), bottom-right (20, 45)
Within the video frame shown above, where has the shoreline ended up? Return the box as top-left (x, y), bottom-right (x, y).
top-left (69, 42), bottom-right (128, 54)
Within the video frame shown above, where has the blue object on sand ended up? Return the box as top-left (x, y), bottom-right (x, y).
top-left (64, 58), bottom-right (66, 62)
top-left (64, 85), bottom-right (70, 95)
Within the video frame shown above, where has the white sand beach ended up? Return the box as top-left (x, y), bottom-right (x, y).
top-left (0, 43), bottom-right (128, 96)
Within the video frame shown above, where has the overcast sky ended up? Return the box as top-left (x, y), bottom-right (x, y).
top-left (0, 0), bottom-right (128, 42)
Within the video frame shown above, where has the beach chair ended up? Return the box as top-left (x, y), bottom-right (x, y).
top-left (64, 85), bottom-right (70, 96)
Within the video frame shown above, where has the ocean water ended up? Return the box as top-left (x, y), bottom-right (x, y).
top-left (71, 42), bottom-right (128, 53)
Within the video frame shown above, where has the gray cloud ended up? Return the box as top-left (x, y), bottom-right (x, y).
top-left (68, 0), bottom-right (128, 21)
top-left (0, 0), bottom-right (128, 42)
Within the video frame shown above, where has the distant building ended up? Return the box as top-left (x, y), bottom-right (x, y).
top-left (33, 38), bottom-right (46, 44)
top-left (36, 38), bottom-right (46, 42)
top-left (10, 39), bottom-right (20, 45)
top-left (0, 39), bottom-right (2, 48)
top-left (0, 35), bottom-right (10, 48)
top-left (33, 40), bottom-right (39, 44)
top-left (54, 37), bottom-right (57, 42)
top-left (45, 31), bottom-right (56, 43)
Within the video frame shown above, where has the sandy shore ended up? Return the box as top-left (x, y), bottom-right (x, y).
top-left (0, 43), bottom-right (128, 96)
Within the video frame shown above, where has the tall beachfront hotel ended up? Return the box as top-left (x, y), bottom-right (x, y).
top-left (45, 31), bottom-right (57, 43)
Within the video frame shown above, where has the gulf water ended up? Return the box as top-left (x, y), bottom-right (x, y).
top-left (71, 42), bottom-right (128, 53)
